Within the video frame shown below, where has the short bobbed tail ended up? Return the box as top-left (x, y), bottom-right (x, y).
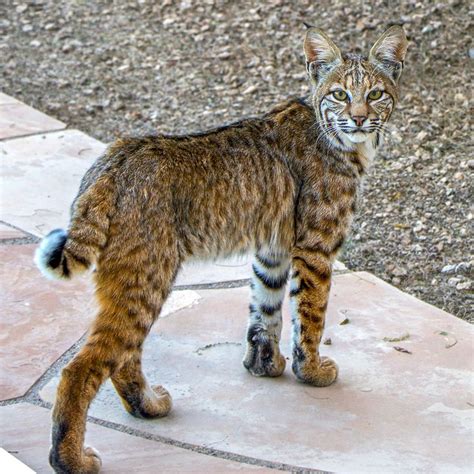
top-left (35, 228), bottom-right (92, 280)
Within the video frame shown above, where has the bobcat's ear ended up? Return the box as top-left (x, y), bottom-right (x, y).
top-left (304, 27), bottom-right (342, 82)
top-left (369, 25), bottom-right (408, 82)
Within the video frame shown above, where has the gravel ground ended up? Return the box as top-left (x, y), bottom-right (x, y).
top-left (2, 0), bottom-right (472, 321)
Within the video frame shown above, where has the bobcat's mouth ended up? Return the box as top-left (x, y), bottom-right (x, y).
top-left (343, 130), bottom-right (371, 143)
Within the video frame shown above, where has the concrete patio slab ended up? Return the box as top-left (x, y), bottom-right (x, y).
top-left (0, 130), bottom-right (106, 237)
top-left (41, 272), bottom-right (474, 473)
top-left (0, 244), bottom-right (94, 401)
top-left (0, 404), bottom-right (276, 473)
top-left (0, 93), bottom-right (22, 106)
top-left (176, 256), bottom-right (252, 286)
top-left (175, 257), bottom-right (346, 287)
top-left (0, 94), bottom-right (66, 140)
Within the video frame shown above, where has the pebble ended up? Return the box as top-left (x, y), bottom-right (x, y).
top-left (242, 84), bottom-right (258, 95)
top-left (448, 277), bottom-right (461, 286)
top-left (456, 281), bottom-right (472, 291)
top-left (415, 131), bottom-right (428, 142)
top-left (454, 93), bottom-right (467, 104)
top-left (442, 262), bottom-right (472, 275)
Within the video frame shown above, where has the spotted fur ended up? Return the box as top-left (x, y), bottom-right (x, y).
top-left (36, 25), bottom-right (407, 473)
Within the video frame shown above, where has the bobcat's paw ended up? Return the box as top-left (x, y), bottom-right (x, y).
top-left (49, 444), bottom-right (102, 474)
top-left (125, 384), bottom-right (172, 419)
top-left (243, 325), bottom-right (286, 377)
top-left (292, 355), bottom-right (338, 387)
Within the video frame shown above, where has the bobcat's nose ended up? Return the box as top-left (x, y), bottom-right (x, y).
top-left (351, 115), bottom-right (367, 127)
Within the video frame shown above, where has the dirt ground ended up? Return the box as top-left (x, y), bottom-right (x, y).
top-left (2, 0), bottom-right (472, 321)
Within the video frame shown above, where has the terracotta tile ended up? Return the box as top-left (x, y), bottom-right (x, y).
top-left (41, 273), bottom-right (474, 472)
top-left (0, 404), bottom-right (276, 473)
top-left (0, 245), bottom-right (94, 400)
top-left (0, 223), bottom-right (28, 240)
top-left (0, 99), bottom-right (65, 140)
top-left (0, 130), bottom-right (106, 237)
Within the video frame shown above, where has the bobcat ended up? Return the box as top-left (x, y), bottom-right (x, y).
top-left (36, 25), bottom-right (408, 473)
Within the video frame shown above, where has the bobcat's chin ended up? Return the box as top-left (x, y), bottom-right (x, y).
top-left (344, 131), bottom-right (371, 144)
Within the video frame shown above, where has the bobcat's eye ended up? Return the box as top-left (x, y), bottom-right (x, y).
top-left (368, 90), bottom-right (383, 100)
top-left (332, 90), bottom-right (348, 101)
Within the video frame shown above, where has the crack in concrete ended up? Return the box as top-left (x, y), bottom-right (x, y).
top-left (195, 341), bottom-right (242, 355)
top-left (0, 126), bottom-right (69, 143)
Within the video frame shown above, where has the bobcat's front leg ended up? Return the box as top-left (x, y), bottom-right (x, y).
top-left (243, 250), bottom-right (290, 377)
top-left (290, 247), bottom-right (338, 386)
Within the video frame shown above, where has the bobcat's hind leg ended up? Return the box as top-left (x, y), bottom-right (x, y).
top-left (243, 249), bottom-right (290, 377)
top-left (49, 236), bottom-right (179, 473)
top-left (111, 350), bottom-right (172, 419)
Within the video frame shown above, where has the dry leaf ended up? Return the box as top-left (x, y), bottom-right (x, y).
top-left (339, 318), bottom-right (350, 325)
top-left (393, 346), bottom-right (412, 354)
top-left (323, 337), bottom-right (332, 345)
top-left (436, 331), bottom-right (458, 349)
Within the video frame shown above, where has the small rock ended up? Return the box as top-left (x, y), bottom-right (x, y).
top-left (422, 25), bottom-right (435, 34)
top-left (441, 264), bottom-right (457, 274)
top-left (242, 84), bottom-right (258, 95)
top-left (456, 281), bottom-right (472, 291)
top-left (392, 266), bottom-right (408, 277)
top-left (448, 277), bottom-right (461, 286)
top-left (455, 262), bottom-right (472, 275)
top-left (112, 101), bottom-right (125, 111)
top-left (415, 131), bottom-right (428, 142)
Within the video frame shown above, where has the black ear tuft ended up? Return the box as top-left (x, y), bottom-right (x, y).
top-left (303, 21), bottom-right (313, 29)
top-left (369, 26), bottom-right (408, 83)
top-left (303, 27), bottom-right (342, 81)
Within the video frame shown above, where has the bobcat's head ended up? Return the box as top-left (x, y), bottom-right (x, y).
top-left (304, 25), bottom-right (408, 153)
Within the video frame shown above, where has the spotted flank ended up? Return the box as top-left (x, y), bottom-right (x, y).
top-left (36, 25), bottom-right (408, 473)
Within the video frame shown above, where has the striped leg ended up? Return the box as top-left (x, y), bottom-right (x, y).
top-left (243, 250), bottom-right (290, 377)
top-left (290, 247), bottom-right (338, 386)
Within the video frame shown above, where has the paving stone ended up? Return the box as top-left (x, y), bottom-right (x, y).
top-left (41, 272), bottom-right (474, 473)
top-left (0, 223), bottom-right (28, 240)
top-left (0, 93), bottom-right (21, 106)
top-left (0, 95), bottom-right (65, 140)
top-left (0, 130), bottom-right (106, 237)
top-left (0, 245), bottom-right (94, 400)
top-left (0, 404), bottom-right (275, 473)
top-left (176, 256), bottom-right (252, 286)
top-left (176, 257), bottom-right (346, 287)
